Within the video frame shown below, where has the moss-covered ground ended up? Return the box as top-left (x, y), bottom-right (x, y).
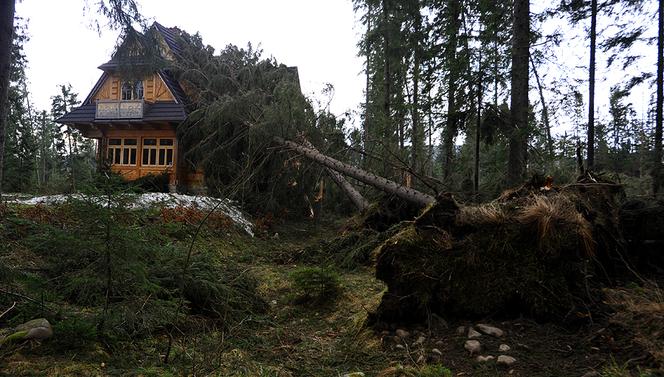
top-left (0, 204), bottom-right (660, 376)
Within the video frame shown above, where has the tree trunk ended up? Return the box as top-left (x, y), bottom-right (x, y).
top-left (530, 55), bottom-right (553, 159)
top-left (382, 0), bottom-right (392, 176)
top-left (587, 0), bottom-right (597, 170)
top-left (0, 0), bottom-right (15, 197)
top-left (411, 10), bottom-right (424, 174)
top-left (507, 0), bottom-right (529, 186)
top-left (301, 139), bottom-right (369, 211)
top-left (654, 0), bottom-right (663, 196)
top-left (274, 136), bottom-right (435, 207)
top-left (442, 0), bottom-right (461, 180)
top-left (363, 5), bottom-right (372, 168)
top-left (475, 50), bottom-right (482, 196)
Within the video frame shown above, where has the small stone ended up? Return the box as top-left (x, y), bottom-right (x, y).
top-left (412, 335), bottom-right (426, 347)
top-left (464, 340), bottom-right (481, 354)
top-left (456, 326), bottom-right (466, 335)
top-left (416, 355), bottom-right (425, 364)
top-left (395, 344), bottom-right (405, 350)
top-left (499, 344), bottom-right (511, 352)
top-left (476, 323), bottom-right (504, 337)
top-left (476, 355), bottom-right (495, 363)
top-left (468, 327), bottom-right (482, 339)
top-left (395, 329), bottom-right (410, 339)
top-left (435, 340), bottom-right (445, 347)
top-left (497, 355), bottom-right (517, 367)
top-left (431, 348), bottom-right (443, 356)
top-left (380, 330), bottom-right (390, 336)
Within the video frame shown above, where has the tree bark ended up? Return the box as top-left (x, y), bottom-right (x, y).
top-left (300, 139), bottom-right (369, 212)
top-left (274, 136), bottom-right (435, 207)
top-left (507, 0), bottom-right (529, 186)
top-left (411, 6), bottom-right (424, 174)
top-left (442, 0), bottom-right (461, 180)
top-left (587, 0), bottom-right (597, 170)
top-left (654, 0), bottom-right (663, 196)
top-left (382, 0), bottom-right (392, 176)
top-left (530, 55), bottom-right (553, 159)
top-left (0, 0), bottom-right (15, 197)
top-left (475, 50), bottom-right (482, 196)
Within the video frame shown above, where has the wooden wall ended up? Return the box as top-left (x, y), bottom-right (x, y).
top-left (92, 73), bottom-right (176, 103)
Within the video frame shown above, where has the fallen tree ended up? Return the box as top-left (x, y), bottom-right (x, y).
top-left (274, 137), bottom-right (435, 207)
top-left (362, 177), bottom-right (646, 324)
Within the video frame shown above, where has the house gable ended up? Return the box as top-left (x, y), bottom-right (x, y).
top-left (87, 72), bottom-right (176, 104)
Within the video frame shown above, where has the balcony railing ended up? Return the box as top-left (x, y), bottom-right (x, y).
top-left (96, 100), bottom-right (144, 119)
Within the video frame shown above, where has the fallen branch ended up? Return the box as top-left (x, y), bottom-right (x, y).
top-left (0, 302), bottom-right (16, 320)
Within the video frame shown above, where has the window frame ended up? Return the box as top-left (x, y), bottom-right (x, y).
top-left (106, 138), bottom-right (138, 166)
top-left (141, 137), bottom-right (175, 167)
top-left (120, 80), bottom-right (144, 101)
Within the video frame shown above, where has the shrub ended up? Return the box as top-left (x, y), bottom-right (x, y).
top-left (288, 266), bottom-right (341, 304)
top-left (51, 316), bottom-right (98, 350)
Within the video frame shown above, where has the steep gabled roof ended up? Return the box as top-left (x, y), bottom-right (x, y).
top-left (153, 22), bottom-right (183, 57)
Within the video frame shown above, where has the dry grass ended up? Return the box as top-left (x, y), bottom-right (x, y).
top-left (457, 203), bottom-right (506, 226)
top-left (516, 195), bottom-right (595, 257)
top-left (605, 283), bottom-right (664, 369)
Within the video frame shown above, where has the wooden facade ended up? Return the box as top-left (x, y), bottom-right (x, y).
top-left (56, 22), bottom-right (206, 192)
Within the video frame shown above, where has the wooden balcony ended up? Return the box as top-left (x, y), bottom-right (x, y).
top-left (95, 100), bottom-right (144, 119)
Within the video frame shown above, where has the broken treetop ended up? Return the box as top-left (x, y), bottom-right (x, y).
top-left (55, 22), bottom-right (188, 127)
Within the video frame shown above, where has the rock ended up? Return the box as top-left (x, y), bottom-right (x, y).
top-left (456, 326), bottom-right (466, 335)
top-left (499, 344), bottom-right (511, 352)
top-left (435, 340), bottom-right (445, 347)
top-left (412, 335), bottom-right (426, 347)
top-left (0, 318), bottom-right (53, 345)
top-left (431, 348), bottom-right (443, 356)
top-left (497, 355), bottom-right (517, 367)
top-left (476, 355), bottom-right (495, 363)
top-left (395, 344), bottom-right (405, 350)
top-left (380, 330), bottom-right (390, 336)
top-left (342, 373), bottom-right (365, 377)
top-left (464, 340), bottom-right (481, 354)
top-left (467, 327), bottom-right (482, 339)
top-left (476, 323), bottom-right (504, 337)
top-left (395, 329), bottom-right (410, 339)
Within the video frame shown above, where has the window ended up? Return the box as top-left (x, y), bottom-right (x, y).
top-left (121, 80), bottom-right (144, 100)
top-left (142, 138), bottom-right (174, 167)
top-left (107, 138), bottom-right (137, 166)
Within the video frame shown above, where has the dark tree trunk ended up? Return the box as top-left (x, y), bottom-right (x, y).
top-left (442, 0), bottom-right (461, 180)
top-left (382, 0), bottom-right (393, 176)
top-left (0, 0), bottom-right (15, 197)
top-left (507, 0), bottom-right (529, 186)
top-left (530, 55), bottom-right (553, 159)
top-left (475, 50), bottom-right (482, 196)
top-left (363, 6), bottom-right (372, 168)
top-left (411, 7), bottom-right (424, 174)
top-left (587, 0), bottom-right (597, 170)
top-left (274, 137), bottom-right (435, 207)
top-left (655, 0), bottom-right (664, 195)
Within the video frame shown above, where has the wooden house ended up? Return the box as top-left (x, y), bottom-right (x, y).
top-left (56, 22), bottom-right (203, 192)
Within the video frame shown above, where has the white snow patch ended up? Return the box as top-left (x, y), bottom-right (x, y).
top-left (6, 193), bottom-right (254, 236)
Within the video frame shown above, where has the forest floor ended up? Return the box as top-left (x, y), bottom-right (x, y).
top-left (0, 203), bottom-right (660, 376)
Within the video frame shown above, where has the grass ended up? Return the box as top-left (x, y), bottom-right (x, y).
top-left (1, 201), bottom-right (663, 376)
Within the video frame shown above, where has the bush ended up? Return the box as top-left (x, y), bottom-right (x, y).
top-left (51, 316), bottom-right (98, 350)
top-left (288, 267), bottom-right (341, 304)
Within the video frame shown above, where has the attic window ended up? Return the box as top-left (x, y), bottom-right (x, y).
top-left (121, 80), bottom-right (144, 100)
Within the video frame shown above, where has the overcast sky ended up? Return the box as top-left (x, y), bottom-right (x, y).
top-left (14, 1), bottom-right (659, 141)
top-left (15, 0), bottom-right (365, 117)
